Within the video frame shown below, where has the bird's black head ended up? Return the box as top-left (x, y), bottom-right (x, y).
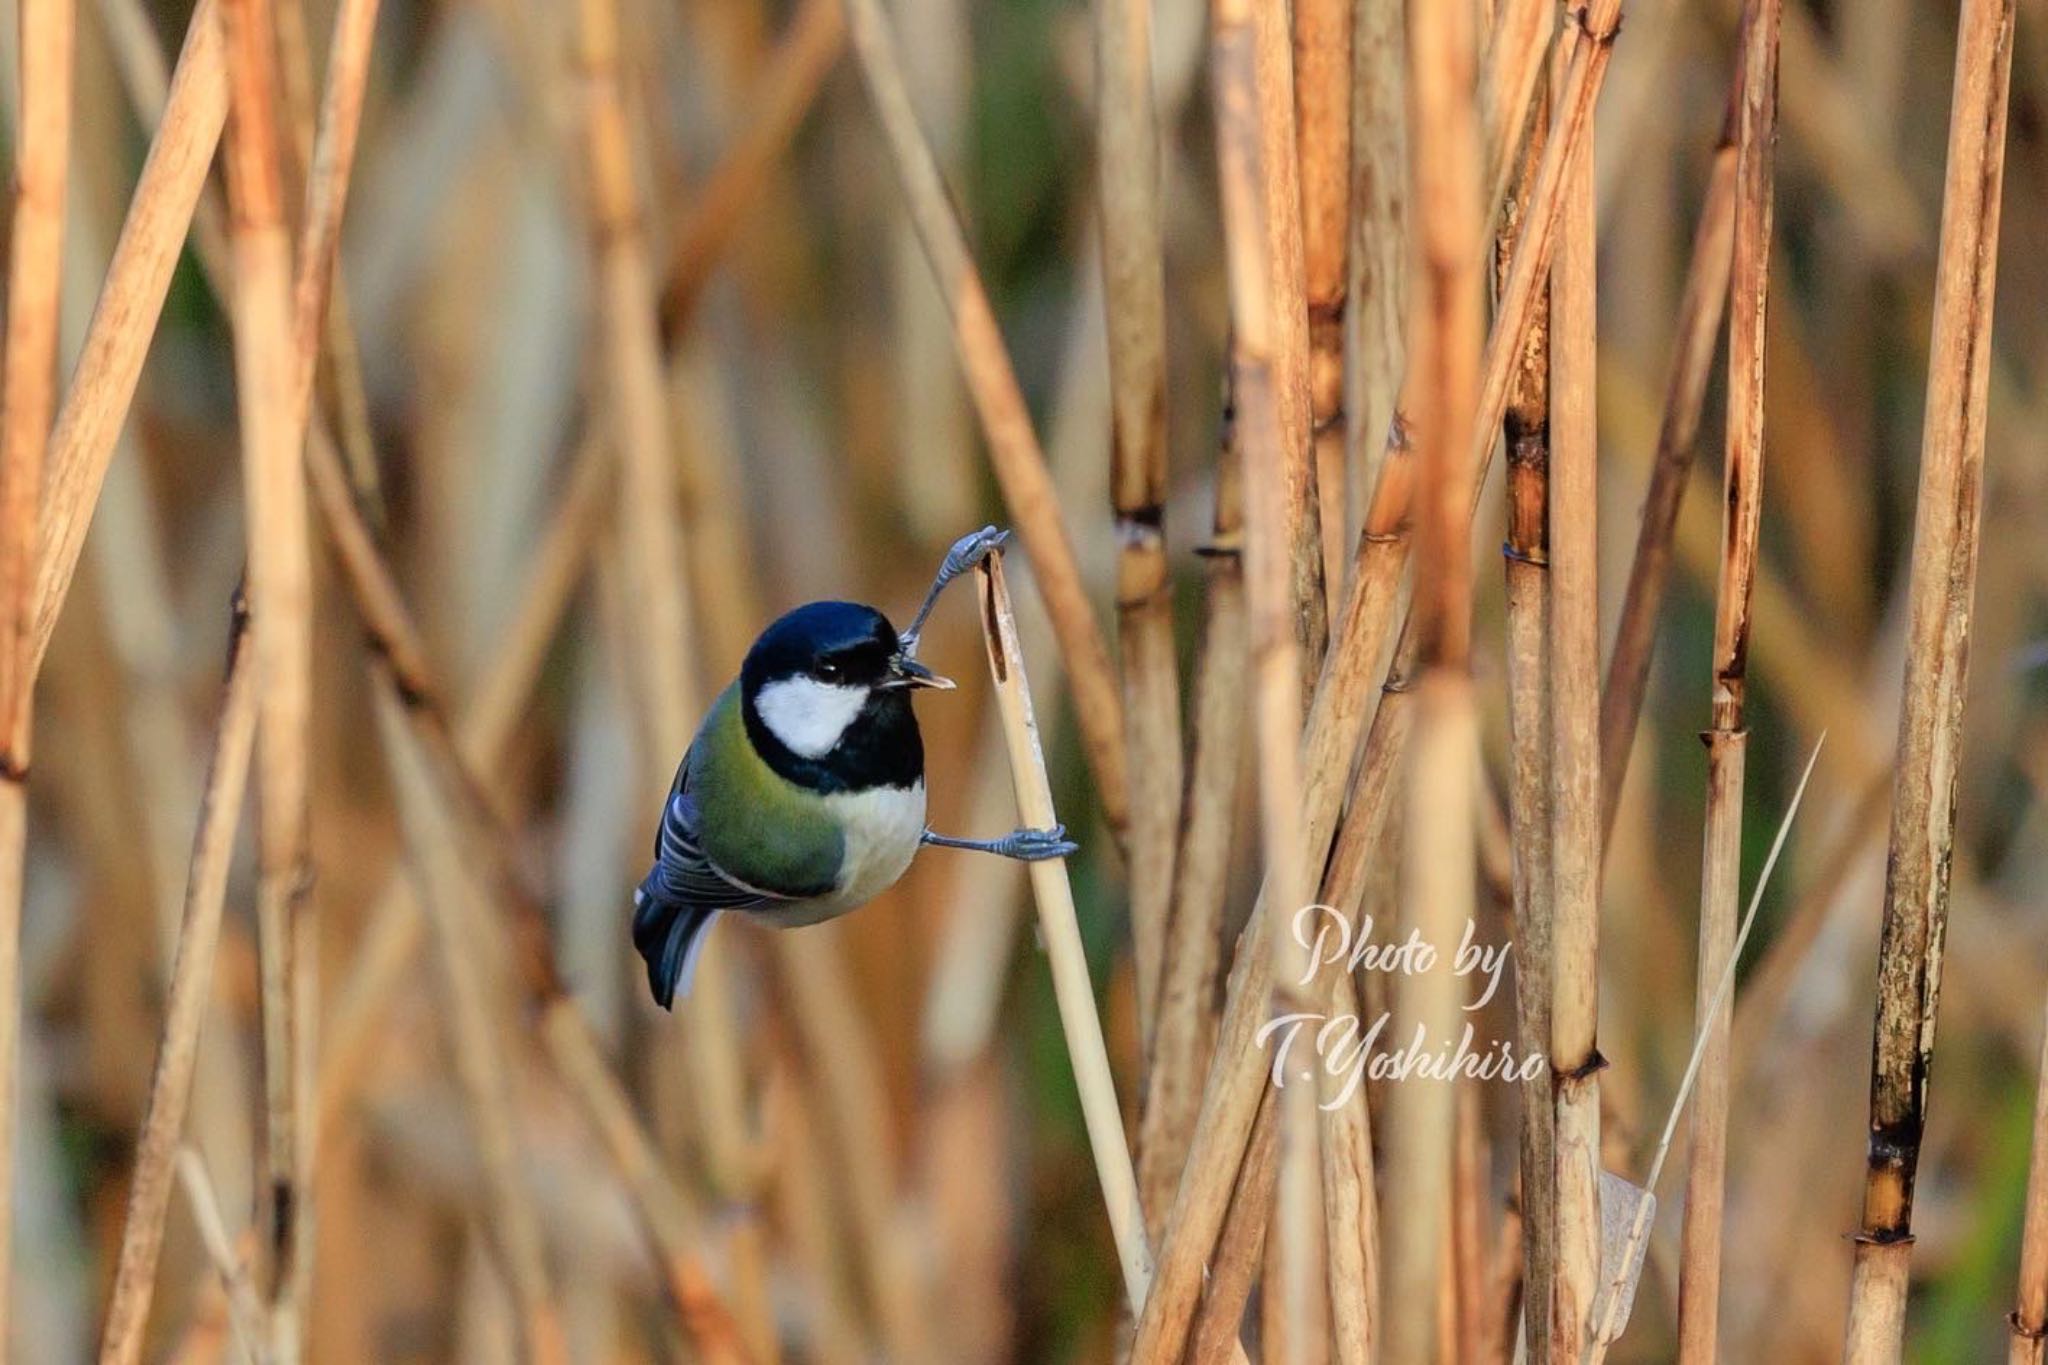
top-left (739, 601), bottom-right (944, 792)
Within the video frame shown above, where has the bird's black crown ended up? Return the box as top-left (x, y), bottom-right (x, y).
top-left (740, 600), bottom-right (924, 793)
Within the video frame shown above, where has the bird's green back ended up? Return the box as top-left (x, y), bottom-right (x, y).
top-left (687, 683), bottom-right (845, 897)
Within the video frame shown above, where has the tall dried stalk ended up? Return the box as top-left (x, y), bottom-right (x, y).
top-left (1498, 75), bottom-right (1553, 1365)
top-left (1597, 71), bottom-right (1740, 841)
top-left (2012, 998), bottom-right (2048, 1365)
top-left (1845, 0), bottom-right (2015, 1354)
top-left (34, 0), bottom-right (224, 676)
top-left (98, 610), bottom-right (258, 1365)
top-left (1544, 36), bottom-right (1600, 1361)
top-left (840, 0), bottom-right (1130, 841)
top-left (1091, 0), bottom-right (1180, 1055)
top-left (218, 0), bottom-right (316, 1349)
top-left (1379, 0), bottom-right (1483, 1354)
top-left (0, 0), bottom-right (73, 1346)
top-left (1674, 1), bottom-right (1779, 1358)
top-left (974, 553), bottom-right (1153, 1308)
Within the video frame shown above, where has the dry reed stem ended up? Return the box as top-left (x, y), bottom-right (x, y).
top-left (1846, 0), bottom-right (2015, 1353)
top-left (660, 0), bottom-right (845, 339)
top-left (1320, 970), bottom-right (1380, 1365)
top-left (374, 680), bottom-right (568, 1365)
top-left (175, 1151), bottom-right (271, 1365)
top-left (1545, 51), bottom-right (1600, 1361)
top-left (1596, 77), bottom-right (1739, 841)
top-left (974, 553), bottom-right (1153, 1307)
top-left (1213, 0), bottom-right (1324, 1347)
top-left (0, 0), bottom-right (73, 1347)
top-left (1674, 1), bottom-right (1779, 1357)
top-left (98, 608), bottom-right (257, 1365)
top-left (2010, 997), bottom-right (2048, 1365)
top-left (841, 0), bottom-right (1130, 840)
top-left (1250, 0), bottom-right (1327, 674)
top-left (1188, 1094), bottom-right (1277, 1363)
top-left (1140, 449), bottom-right (1244, 1232)
top-left (1092, 0), bottom-right (1180, 1054)
top-left (1381, 0), bottom-right (1484, 1350)
top-left (34, 0), bottom-right (224, 677)
top-left (1498, 72), bottom-right (1554, 1365)
top-left (1295, 0), bottom-right (1352, 618)
top-left (219, 0), bottom-right (316, 1344)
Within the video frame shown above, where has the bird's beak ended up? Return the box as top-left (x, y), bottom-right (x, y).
top-left (887, 655), bottom-right (955, 690)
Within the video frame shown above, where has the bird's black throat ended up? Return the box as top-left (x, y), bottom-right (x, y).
top-left (741, 685), bottom-right (925, 795)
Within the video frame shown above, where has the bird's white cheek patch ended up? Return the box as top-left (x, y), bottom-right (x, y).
top-left (753, 677), bottom-right (872, 757)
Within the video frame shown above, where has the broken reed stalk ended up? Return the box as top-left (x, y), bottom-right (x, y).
top-left (1674, 1), bottom-right (1779, 1359)
top-left (1379, 0), bottom-right (1484, 1353)
top-left (1845, 0), bottom-right (2015, 1353)
top-left (1294, 0), bottom-right (1352, 618)
top-left (840, 0), bottom-right (1130, 842)
top-left (1498, 73), bottom-right (1554, 1365)
top-left (34, 0), bottom-right (225, 677)
top-left (0, 0), bottom-right (73, 1347)
top-left (1141, 439), bottom-right (1245, 1235)
top-left (373, 683), bottom-right (568, 1365)
top-left (974, 553), bottom-right (1152, 1308)
top-left (1091, 0), bottom-right (1180, 1055)
top-left (660, 0), bottom-right (846, 340)
top-left (1546, 36), bottom-right (1602, 1361)
top-left (1596, 68), bottom-right (1740, 842)
top-left (1212, 0), bottom-right (1331, 1349)
top-left (98, 608), bottom-right (258, 1365)
top-left (1131, 6), bottom-right (1631, 1346)
top-left (218, 0), bottom-right (317, 1348)
top-left (2012, 997), bottom-right (2048, 1365)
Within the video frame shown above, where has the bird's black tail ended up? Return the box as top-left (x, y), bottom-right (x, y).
top-left (632, 883), bottom-right (719, 1010)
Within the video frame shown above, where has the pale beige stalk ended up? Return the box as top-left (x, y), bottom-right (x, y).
top-left (2011, 997), bottom-right (2048, 1365)
top-left (975, 553), bottom-right (1152, 1308)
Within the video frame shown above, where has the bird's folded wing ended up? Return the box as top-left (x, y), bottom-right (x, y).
top-left (651, 790), bottom-right (791, 910)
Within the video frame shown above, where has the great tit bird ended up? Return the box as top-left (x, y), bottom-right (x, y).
top-left (633, 527), bottom-right (1077, 1008)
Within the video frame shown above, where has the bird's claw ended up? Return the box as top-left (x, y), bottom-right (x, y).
top-left (996, 824), bottom-right (1077, 862)
top-left (941, 525), bottom-right (1011, 583)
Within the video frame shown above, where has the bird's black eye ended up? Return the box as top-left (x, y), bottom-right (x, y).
top-left (816, 659), bottom-right (843, 682)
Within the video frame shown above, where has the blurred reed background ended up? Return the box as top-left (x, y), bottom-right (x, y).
top-left (0, 0), bottom-right (2044, 1359)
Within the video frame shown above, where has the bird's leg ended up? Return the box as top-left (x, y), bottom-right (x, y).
top-left (897, 525), bottom-right (1011, 657)
top-left (921, 824), bottom-right (1078, 862)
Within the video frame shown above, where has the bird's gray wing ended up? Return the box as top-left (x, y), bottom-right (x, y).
top-left (649, 784), bottom-right (792, 911)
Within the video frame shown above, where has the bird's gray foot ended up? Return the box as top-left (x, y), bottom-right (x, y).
top-left (900, 526), bottom-right (1011, 655)
top-left (921, 824), bottom-right (1077, 862)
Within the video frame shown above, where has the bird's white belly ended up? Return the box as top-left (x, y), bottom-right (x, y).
top-left (757, 781), bottom-right (926, 926)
